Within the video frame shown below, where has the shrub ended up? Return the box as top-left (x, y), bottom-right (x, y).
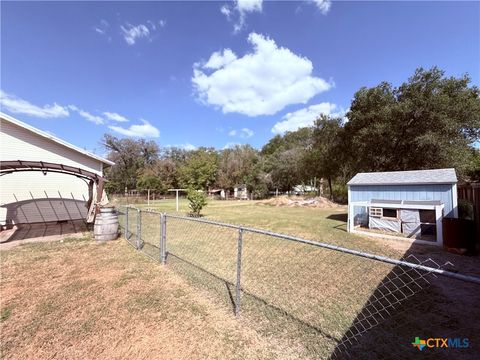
top-left (332, 183), bottom-right (348, 204)
top-left (458, 199), bottom-right (474, 220)
top-left (187, 188), bottom-right (207, 217)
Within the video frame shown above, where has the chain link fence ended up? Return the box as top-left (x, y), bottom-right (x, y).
top-left (117, 205), bottom-right (480, 359)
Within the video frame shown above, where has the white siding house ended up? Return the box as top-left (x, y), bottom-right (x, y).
top-left (0, 112), bottom-right (114, 225)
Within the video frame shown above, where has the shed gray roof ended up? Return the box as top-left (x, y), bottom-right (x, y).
top-left (347, 168), bottom-right (457, 186)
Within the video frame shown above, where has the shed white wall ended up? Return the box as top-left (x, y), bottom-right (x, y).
top-left (0, 119), bottom-right (104, 225)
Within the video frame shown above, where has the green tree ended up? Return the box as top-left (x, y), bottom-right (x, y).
top-left (306, 115), bottom-right (345, 200)
top-left (141, 159), bottom-right (178, 190)
top-left (136, 174), bottom-right (166, 194)
top-left (217, 145), bottom-right (264, 193)
top-left (261, 127), bottom-right (313, 192)
top-left (186, 188), bottom-right (208, 216)
top-left (267, 148), bottom-right (305, 192)
top-left (344, 67), bottom-right (480, 179)
top-left (102, 134), bottom-right (160, 193)
top-left (179, 148), bottom-right (218, 190)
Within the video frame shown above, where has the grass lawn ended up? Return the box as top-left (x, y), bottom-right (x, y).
top-left (136, 198), bottom-right (396, 254)
top-left (2, 200), bottom-right (479, 359)
top-left (123, 199), bottom-right (480, 358)
top-left (0, 237), bottom-right (300, 360)
top-left (134, 198), bottom-right (480, 270)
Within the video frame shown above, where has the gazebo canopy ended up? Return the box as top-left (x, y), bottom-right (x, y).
top-left (0, 160), bottom-right (106, 223)
top-left (0, 160), bottom-right (105, 181)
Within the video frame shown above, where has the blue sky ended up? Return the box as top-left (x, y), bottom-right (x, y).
top-left (1, 1), bottom-right (479, 154)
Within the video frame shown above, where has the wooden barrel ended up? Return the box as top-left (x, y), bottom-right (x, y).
top-left (94, 207), bottom-right (119, 241)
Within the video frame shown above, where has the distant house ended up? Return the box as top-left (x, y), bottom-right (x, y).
top-left (208, 189), bottom-right (226, 199)
top-left (234, 185), bottom-right (249, 200)
top-left (347, 168), bottom-right (458, 246)
top-left (0, 112), bottom-right (114, 226)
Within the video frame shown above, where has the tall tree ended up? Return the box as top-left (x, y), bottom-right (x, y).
top-left (139, 158), bottom-right (178, 191)
top-left (178, 147), bottom-right (218, 190)
top-left (344, 67), bottom-right (480, 178)
top-left (102, 134), bottom-right (160, 193)
top-left (261, 127), bottom-right (313, 192)
top-left (306, 115), bottom-right (345, 199)
top-left (217, 145), bottom-right (258, 189)
top-left (217, 145), bottom-right (269, 198)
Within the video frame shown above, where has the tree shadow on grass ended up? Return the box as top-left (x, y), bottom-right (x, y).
top-left (166, 251), bottom-right (341, 357)
top-left (329, 249), bottom-right (480, 360)
top-left (327, 213), bottom-right (348, 223)
top-left (143, 230), bottom-right (480, 360)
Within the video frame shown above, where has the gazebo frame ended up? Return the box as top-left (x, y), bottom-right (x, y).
top-left (0, 160), bottom-right (106, 223)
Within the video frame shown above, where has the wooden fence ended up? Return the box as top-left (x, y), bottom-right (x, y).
top-left (457, 183), bottom-right (480, 247)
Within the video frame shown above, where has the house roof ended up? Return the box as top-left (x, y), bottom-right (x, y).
top-left (1, 112), bottom-right (114, 166)
top-left (347, 168), bottom-right (457, 186)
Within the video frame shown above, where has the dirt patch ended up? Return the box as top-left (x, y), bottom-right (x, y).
top-left (259, 195), bottom-right (342, 209)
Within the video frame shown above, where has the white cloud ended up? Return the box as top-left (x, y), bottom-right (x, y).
top-left (68, 105), bottom-right (104, 125)
top-left (165, 143), bottom-right (197, 151)
top-left (192, 33), bottom-right (331, 117)
top-left (147, 20), bottom-right (157, 31)
top-left (223, 142), bottom-right (241, 150)
top-left (236, 0), bottom-right (262, 13)
top-left (109, 119), bottom-right (160, 138)
top-left (121, 23), bottom-right (150, 45)
top-left (94, 19), bottom-right (111, 41)
top-left (271, 102), bottom-right (342, 134)
top-left (0, 90), bottom-right (69, 118)
top-left (94, 19), bottom-right (109, 35)
top-left (158, 19), bottom-right (166, 28)
top-left (220, 5), bottom-right (231, 19)
top-left (229, 128), bottom-right (254, 138)
top-left (221, 0), bottom-right (263, 33)
top-left (312, 0), bottom-right (332, 15)
top-left (239, 127), bottom-right (254, 138)
top-left (204, 49), bottom-right (237, 70)
top-left (103, 111), bottom-right (129, 122)
top-left (180, 143), bottom-right (197, 151)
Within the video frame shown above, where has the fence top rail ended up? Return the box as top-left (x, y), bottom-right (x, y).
top-left (120, 205), bottom-right (164, 215)
top-left (163, 213), bottom-right (480, 285)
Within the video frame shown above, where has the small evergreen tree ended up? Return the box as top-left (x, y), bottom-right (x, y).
top-left (187, 188), bottom-right (207, 217)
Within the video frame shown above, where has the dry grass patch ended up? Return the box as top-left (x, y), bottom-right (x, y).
top-left (0, 237), bottom-right (304, 360)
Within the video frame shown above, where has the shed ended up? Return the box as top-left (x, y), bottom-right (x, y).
top-left (0, 112), bottom-right (114, 226)
top-left (347, 168), bottom-right (458, 245)
top-left (234, 185), bottom-right (249, 200)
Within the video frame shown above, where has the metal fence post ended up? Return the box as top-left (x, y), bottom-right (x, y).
top-left (235, 227), bottom-right (244, 316)
top-left (136, 208), bottom-right (141, 250)
top-left (160, 213), bottom-right (167, 264)
top-left (125, 207), bottom-right (129, 240)
top-left (159, 213), bottom-right (163, 263)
